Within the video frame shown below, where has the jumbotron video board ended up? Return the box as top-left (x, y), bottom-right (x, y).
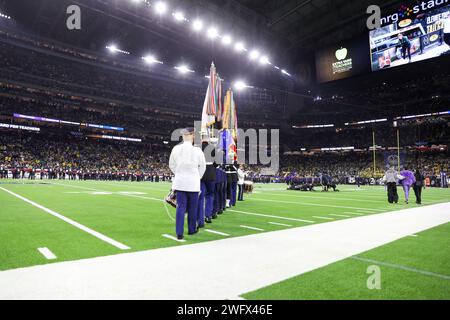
top-left (369, 2), bottom-right (450, 71)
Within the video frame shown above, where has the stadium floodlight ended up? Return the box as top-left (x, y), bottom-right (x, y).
top-left (142, 55), bottom-right (163, 64)
top-left (221, 35), bottom-right (232, 46)
top-left (0, 12), bottom-right (11, 19)
top-left (207, 26), bottom-right (219, 39)
top-left (175, 65), bottom-right (194, 74)
top-left (154, 1), bottom-right (168, 15)
top-left (249, 49), bottom-right (260, 60)
top-left (233, 80), bottom-right (249, 91)
top-left (173, 11), bottom-right (185, 22)
top-left (281, 69), bottom-right (291, 76)
top-left (234, 41), bottom-right (245, 52)
top-left (106, 44), bottom-right (130, 55)
top-left (192, 19), bottom-right (203, 31)
top-left (259, 55), bottom-right (270, 65)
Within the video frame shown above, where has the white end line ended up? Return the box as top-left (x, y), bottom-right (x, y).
top-left (37, 247), bottom-right (57, 260)
top-left (0, 187), bottom-right (130, 250)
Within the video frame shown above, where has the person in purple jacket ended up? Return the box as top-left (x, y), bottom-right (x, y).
top-left (400, 167), bottom-right (416, 204)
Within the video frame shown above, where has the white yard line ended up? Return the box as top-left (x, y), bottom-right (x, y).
top-left (162, 234), bottom-right (186, 243)
top-left (351, 256), bottom-right (450, 280)
top-left (0, 202), bottom-right (449, 299)
top-left (240, 225), bottom-right (265, 232)
top-left (0, 187), bottom-right (130, 251)
top-left (228, 209), bottom-right (315, 224)
top-left (268, 222), bottom-right (293, 227)
top-left (204, 229), bottom-right (230, 237)
top-left (37, 248), bottom-right (57, 260)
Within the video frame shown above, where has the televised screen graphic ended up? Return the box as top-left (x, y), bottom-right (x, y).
top-left (369, 4), bottom-right (450, 72)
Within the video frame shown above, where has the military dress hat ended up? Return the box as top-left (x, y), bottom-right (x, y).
top-left (181, 127), bottom-right (195, 135)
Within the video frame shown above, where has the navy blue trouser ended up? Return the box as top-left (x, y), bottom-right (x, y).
top-left (214, 182), bottom-right (222, 214)
top-left (230, 181), bottom-right (238, 206)
top-left (197, 181), bottom-right (216, 224)
top-left (176, 191), bottom-right (199, 236)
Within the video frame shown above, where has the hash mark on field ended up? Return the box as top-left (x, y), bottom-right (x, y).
top-left (344, 212), bottom-right (364, 216)
top-left (240, 225), bottom-right (265, 231)
top-left (37, 247), bottom-right (57, 260)
top-left (0, 187), bottom-right (130, 250)
top-left (329, 214), bottom-right (351, 218)
top-left (162, 234), bottom-right (186, 243)
top-left (204, 229), bottom-right (230, 237)
top-left (268, 222), bottom-right (293, 227)
top-left (229, 209), bottom-right (314, 223)
top-left (312, 216), bottom-right (334, 220)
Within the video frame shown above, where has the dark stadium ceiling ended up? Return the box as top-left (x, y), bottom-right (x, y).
top-left (0, 0), bottom-right (403, 88)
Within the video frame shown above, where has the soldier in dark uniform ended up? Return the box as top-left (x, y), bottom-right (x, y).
top-left (413, 169), bottom-right (425, 205)
top-left (197, 139), bottom-right (216, 225)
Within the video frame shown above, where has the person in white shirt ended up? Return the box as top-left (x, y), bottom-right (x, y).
top-left (237, 166), bottom-right (245, 201)
top-left (169, 128), bottom-right (206, 240)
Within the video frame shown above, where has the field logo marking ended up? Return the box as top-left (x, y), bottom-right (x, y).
top-left (38, 247), bottom-right (57, 260)
top-left (0, 187), bottom-right (130, 250)
top-left (367, 265), bottom-right (382, 290)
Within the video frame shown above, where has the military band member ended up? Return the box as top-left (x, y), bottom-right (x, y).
top-left (169, 128), bottom-right (206, 240)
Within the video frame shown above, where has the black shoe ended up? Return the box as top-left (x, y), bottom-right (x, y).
top-left (218, 210), bottom-right (223, 215)
top-left (212, 214), bottom-right (218, 219)
top-left (205, 218), bottom-right (212, 224)
top-left (188, 230), bottom-right (198, 236)
top-left (198, 224), bottom-right (205, 229)
top-left (177, 235), bottom-right (184, 240)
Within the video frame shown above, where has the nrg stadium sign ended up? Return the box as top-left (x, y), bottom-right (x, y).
top-left (367, 0), bottom-right (450, 29)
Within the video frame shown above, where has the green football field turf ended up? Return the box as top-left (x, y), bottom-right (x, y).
top-left (0, 180), bottom-right (449, 299)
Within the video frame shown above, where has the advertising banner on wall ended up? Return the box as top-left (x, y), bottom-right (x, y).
top-left (315, 37), bottom-right (371, 83)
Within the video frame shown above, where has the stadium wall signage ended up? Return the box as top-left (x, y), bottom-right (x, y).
top-left (380, 0), bottom-right (450, 26)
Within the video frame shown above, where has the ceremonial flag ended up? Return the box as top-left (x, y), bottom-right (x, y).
top-left (201, 62), bottom-right (220, 136)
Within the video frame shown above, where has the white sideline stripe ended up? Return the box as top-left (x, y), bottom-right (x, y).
top-left (229, 209), bottom-right (315, 224)
top-left (240, 225), bottom-right (264, 231)
top-left (329, 214), bottom-right (351, 218)
top-left (408, 234), bottom-right (418, 237)
top-left (0, 187), bottom-right (130, 250)
top-left (204, 229), bottom-right (230, 237)
top-left (313, 216), bottom-right (334, 220)
top-left (0, 202), bottom-right (449, 299)
top-left (351, 256), bottom-right (450, 280)
top-left (268, 222), bottom-right (293, 227)
top-left (37, 248), bottom-right (57, 260)
top-left (162, 234), bottom-right (186, 243)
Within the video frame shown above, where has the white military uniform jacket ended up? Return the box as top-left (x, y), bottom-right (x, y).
top-left (237, 168), bottom-right (245, 185)
top-left (169, 141), bottom-right (206, 192)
